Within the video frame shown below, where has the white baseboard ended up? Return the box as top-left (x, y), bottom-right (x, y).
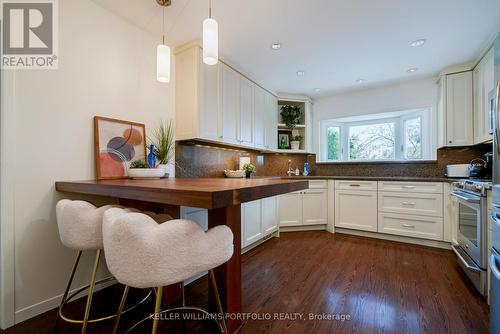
top-left (280, 225), bottom-right (327, 232)
top-left (335, 228), bottom-right (452, 249)
top-left (14, 277), bottom-right (116, 325)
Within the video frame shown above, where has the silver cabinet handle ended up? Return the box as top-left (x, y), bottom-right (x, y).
top-left (402, 201), bottom-right (416, 206)
top-left (349, 184), bottom-right (361, 187)
top-left (402, 185), bottom-right (415, 189)
top-left (402, 223), bottom-right (415, 228)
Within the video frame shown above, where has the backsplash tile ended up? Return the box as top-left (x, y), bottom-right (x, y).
top-left (175, 140), bottom-right (492, 178)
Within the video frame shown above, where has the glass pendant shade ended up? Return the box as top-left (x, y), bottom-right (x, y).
top-left (203, 18), bottom-right (218, 65)
top-left (157, 44), bottom-right (170, 83)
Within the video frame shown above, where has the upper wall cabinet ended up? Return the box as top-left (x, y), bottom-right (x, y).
top-left (175, 44), bottom-right (219, 141)
top-left (219, 62), bottom-right (241, 145)
top-left (473, 47), bottom-right (494, 144)
top-left (437, 71), bottom-right (474, 147)
top-left (175, 42), bottom-right (281, 152)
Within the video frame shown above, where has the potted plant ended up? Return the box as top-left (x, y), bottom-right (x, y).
top-left (150, 120), bottom-right (174, 177)
top-left (242, 163), bottom-right (256, 178)
top-left (280, 105), bottom-right (303, 128)
top-left (290, 135), bottom-right (302, 151)
top-left (128, 160), bottom-right (165, 179)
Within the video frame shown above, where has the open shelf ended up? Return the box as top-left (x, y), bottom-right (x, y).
top-left (277, 123), bottom-right (306, 129)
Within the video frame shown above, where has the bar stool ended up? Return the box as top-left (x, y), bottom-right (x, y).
top-left (55, 200), bottom-right (152, 333)
top-left (102, 207), bottom-right (234, 334)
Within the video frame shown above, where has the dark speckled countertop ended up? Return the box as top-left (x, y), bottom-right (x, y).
top-left (279, 176), bottom-right (458, 183)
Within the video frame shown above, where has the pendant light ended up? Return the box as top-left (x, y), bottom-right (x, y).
top-left (203, 0), bottom-right (218, 65)
top-left (156, 0), bottom-right (171, 83)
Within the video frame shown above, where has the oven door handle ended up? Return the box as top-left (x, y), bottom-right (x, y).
top-left (492, 213), bottom-right (500, 228)
top-left (451, 192), bottom-right (480, 204)
top-left (491, 253), bottom-right (500, 281)
top-left (451, 244), bottom-right (482, 273)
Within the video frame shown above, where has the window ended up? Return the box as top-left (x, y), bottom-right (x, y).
top-left (320, 108), bottom-right (431, 162)
top-left (327, 126), bottom-right (340, 160)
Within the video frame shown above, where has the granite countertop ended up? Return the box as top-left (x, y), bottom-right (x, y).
top-left (279, 175), bottom-right (458, 183)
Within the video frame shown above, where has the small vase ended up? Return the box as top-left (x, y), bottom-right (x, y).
top-left (147, 144), bottom-right (156, 168)
top-left (245, 171), bottom-right (251, 178)
top-left (290, 141), bottom-right (300, 150)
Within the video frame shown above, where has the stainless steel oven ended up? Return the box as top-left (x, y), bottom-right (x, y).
top-left (451, 180), bottom-right (489, 296)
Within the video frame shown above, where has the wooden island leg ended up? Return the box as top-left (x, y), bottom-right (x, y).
top-left (208, 204), bottom-right (242, 334)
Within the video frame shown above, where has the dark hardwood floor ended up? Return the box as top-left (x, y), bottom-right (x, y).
top-left (4, 232), bottom-right (490, 334)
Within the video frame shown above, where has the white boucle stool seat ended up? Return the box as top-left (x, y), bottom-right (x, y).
top-left (55, 200), bottom-right (166, 334)
top-left (102, 207), bottom-right (234, 289)
top-left (56, 199), bottom-right (118, 250)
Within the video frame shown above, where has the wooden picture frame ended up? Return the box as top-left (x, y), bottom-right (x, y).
top-left (278, 130), bottom-right (292, 149)
top-left (94, 116), bottom-right (147, 180)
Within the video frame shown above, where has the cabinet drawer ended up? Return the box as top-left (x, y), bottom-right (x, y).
top-left (335, 180), bottom-right (377, 191)
top-left (378, 192), bottom-right (443, 217)
top-left (308, 180), bottom-right (327, 189)
top-left (378, 213), bottom-right (443, 241)
top-left (378, 181), bottom-right (443, 194)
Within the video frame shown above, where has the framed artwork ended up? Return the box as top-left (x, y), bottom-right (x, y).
top-left (94, 116), bottom-right (146, 180)
top-left (278, 130), bottom-right (291, 149)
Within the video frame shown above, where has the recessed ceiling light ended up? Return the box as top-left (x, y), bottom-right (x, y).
top-left (410, 39), bottom-right (426, 47)
top-left (271, 42), bottom-right (281, 50)
top-left (407, 67), bottom-right (419, 73)
top-left (296, 70), bottom-right (305, 76)
top-left (314, 88), bottom-right (321, 92)
top-left (355, 79), bottom-right (366, 84)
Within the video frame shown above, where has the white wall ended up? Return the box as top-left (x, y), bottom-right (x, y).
top-left (312, 78), bottom-right (438, 157)
top-left (1, 0), bottom-right (175, 327)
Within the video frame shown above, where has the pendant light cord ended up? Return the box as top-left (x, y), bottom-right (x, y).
top-left (162, 6), bottom-right (165, 44)
top-left (209, 0), bottom-right (212, 18)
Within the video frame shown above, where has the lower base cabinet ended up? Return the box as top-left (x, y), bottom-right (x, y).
top-left (242, 196), bottom-right (278, 248)
top-left (278, 185), bottom-right (328, 227)
top-left (334, 189), bottom-right (378, 232)
top-left (378, 212), bottom-right (444, 241)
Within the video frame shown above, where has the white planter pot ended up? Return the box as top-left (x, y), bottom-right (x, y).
top-left (157, 164), bottom-right (170, 178)
top-left (290, 141), bottom-right (300, 150)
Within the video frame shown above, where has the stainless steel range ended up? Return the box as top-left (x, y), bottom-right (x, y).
top-left (451, 179), bottom-right (491, 297)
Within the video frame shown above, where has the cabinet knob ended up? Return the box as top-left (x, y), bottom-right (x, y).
top-left (449, 140), bottom-right (452, 144)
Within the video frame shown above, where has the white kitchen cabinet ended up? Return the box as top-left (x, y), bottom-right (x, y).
top-left (378, 212), bottom-right (444, 241)
top-left (378, 192), bottom-right (443, 217)
top-left (219, 62), bottom-right (240, 145)
top-left (253, 85), bottom-right (266, 149)
top-left (335, 189), bottom-right (378, 232)
top-left (278, 191), bottom-right (302, 226)
top-left (239, 77), bottom-right (254, 146)
top-left (438, 71), bottom-right (474, 147)
top-left (474, 47), bottom-right (494, 144)
top-left (242, 199), bottom-right (262, 247)
top-left (302, 189), bottom-right (328, 225)
top-left (175, 45), bottom-right (219, 141)
top-left (265, 93), bottom-right (278, 150)
top-left (262, 196), bottom-right (278, 235)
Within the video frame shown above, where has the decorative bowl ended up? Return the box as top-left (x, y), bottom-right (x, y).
top-left (128, 168), bottom-right (165, 179)
top-left (224, 170), bottom-right (245, 178)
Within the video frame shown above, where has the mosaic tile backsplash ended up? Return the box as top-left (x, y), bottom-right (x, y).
top-left (175, 140), bottom-right (492, 179)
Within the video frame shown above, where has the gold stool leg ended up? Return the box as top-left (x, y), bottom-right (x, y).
top-left (81, 249), bottom-right (102, 334)
top-left (152, 286), bottom-right (163, 334)
top-left (112, 285), bottom-right (129, 334)
top-left (180, 282), bottom-right (186, 307)
top-left (54, 250), bottom-right (82, 332)
top-left (209, 270), bottom-right (227, 334)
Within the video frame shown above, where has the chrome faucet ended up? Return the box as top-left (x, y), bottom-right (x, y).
top-left (287, 160), bottom-right (294, 176)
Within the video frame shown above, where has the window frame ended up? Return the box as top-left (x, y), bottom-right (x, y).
top-left (319, 108), bottom-right (431, 163)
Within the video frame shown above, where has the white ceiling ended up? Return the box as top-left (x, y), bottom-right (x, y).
top-left (93, 0), bottom-right (500, 97)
